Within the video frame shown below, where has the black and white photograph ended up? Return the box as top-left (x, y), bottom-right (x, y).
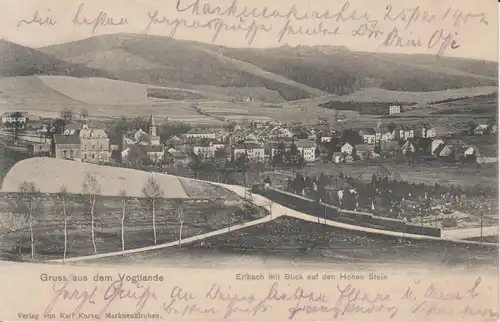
top-left (0, 0), bottom-right (498, 320)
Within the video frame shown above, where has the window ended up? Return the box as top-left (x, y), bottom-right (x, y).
top-left (63, 150), bottom-right (67, 158)
top-left (92, 153), bottom-right (95, 160)
top-left (92, 144), bottom-right (95, 150)
top-left (70, 150), bottom-right (74, 158)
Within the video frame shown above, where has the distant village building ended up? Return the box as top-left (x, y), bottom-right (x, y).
top-left (53, 134), bottom-right (81, 160)
top-left (341, 142), bottom-right (354, 155)
top-left (192, 141), bottom-right (225, 158)
top-left (389, 105), bottom-right (401, 115)
top-left (358, 128), bottom-right (376, 144)
top-left (184, 129), bottom-right (220, 140)
top-left (166, 148), bottom-right (191, 167)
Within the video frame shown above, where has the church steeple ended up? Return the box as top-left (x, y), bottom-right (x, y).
top-left (148, 114), bottom-right (157, 137)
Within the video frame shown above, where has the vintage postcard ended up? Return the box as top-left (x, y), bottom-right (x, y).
top-left (0, 0), bottom-right (498, 320)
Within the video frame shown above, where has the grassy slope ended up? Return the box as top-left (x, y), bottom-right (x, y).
top-left (38, 34), bottom-right (318, 101)
top-left (219, 46), bottom-right (498, 94)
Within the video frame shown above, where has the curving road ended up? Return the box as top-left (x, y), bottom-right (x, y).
top-left (47, 180), bottom-right (496, 263)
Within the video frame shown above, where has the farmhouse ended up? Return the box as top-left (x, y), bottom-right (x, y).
top-left (400, 140), bottom-right (416, 155)
top-left (53, 134), bottom-right (81, 160)
top-left (415, 123), bottom-right (437, 138)
top-left (355, 144), bottom-right (379, 160)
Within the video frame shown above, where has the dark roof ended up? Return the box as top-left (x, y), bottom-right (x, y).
top-left (169, 150), bottom-right (189, 158)
top-left (234, 143), bottom-right (263, 150)
top-left (144, 145), bottom-right (164, 153)
top-left (356, 144), bottom-right (373, 151)
top-left (54, 134), bottom-right (81, 145)
top-left (359, 128), bottom-right (376, 135)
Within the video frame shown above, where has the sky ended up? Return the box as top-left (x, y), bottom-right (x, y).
top-left (0, 0), bottom-right (498, 61)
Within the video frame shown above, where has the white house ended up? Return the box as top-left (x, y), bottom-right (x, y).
top-left (431, 139), bottom-right (444, 156)
top-left (295, 139), bottom-right (317, 162)
top-left (389, 105), bottom-right (401, 115)
top-left (358, 128), bottom-right (376, 144)
top-left (233, 143), bottom-right (265, 162)
top-left (341, 142), bottom-right (354, 155)
top-left (192, 142), bottom-right (225, 158)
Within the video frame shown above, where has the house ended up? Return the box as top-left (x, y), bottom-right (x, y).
top-left (332, 152), bottom-right (344, 163)
top-left (415, 123), bottom-right (437, 138)
top-left (143, 145), bottom-right (165, 164)
top-left (400, 140), bottom-right (416, 155)
top-left (192, 141), bottom-right (225, 158)
top-left (63, 123), bottom-right (81, 136)
top-left (31, 142), bottom-right (52, 156)
top-left (233, 143), bottom-right (265, 162)
top-left (79, 124), bottom-right (111, 163)
top-left (380, 128), bottom-right (394, 141)
top-left (374, 128), bottom-right (382, 142)
top-left (394, 125), bottom-right (414, 141)
top-left (490, 124), bottom-right (497, 134)
top-left (355, 144), bottom-right (379, 160)
top-left (476, 145), bottom-right (497, 164)
top-left (431, 139), bottom-right (445, 156)
top-left (341, 142), bottom-right (354, 155)
top-left (433, 143), bottom-right (454, 158)
top-left (294, 139), bottom-right (317, 162)
top-left (53, 135), bottom-right (81, 160)
top-left (380, 141), bottom-right (400, 154)
top-left (389, 105), bottom-right (401, 115)
top-left (184, 129), bottom-right (219, 139)
top-left (358, 128), bottom-right (376, 144)
top-left (474, 124), bottom-right (489, 135)
top-left (166, 149), bottom-right (192, 167)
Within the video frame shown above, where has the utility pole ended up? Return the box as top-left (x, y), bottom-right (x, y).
top-left (480, 210), bottom-right (484, 245)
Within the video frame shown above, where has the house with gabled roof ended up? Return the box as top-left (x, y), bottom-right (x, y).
top-left (358, 128), bottom-right (376, 144)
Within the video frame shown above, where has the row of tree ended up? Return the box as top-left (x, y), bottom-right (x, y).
top-left (11, 173), bottom-right (187, 261)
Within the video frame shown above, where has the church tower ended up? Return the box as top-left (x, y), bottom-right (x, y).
top-left (148, 114), bottom-right (157, 137)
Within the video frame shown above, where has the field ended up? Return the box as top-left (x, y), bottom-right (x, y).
top-left (0, 194), bottom-right (266, 261)
top-left (305, 87), bottom-right (498, 104)
top-left (91, 216), bottom-right (498, 268)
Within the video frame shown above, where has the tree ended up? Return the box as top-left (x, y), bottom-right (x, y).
top-left (80, 108), bottom-right (89, 120)
top-left (119, 189), bottom-right (127, 254)
top-left (142, 174), bottom-right (164, 245)
top-left (176, 200), bottom-right (184, 247)
top-left (52, 118), bottom-right (66, 135)
top-left (387, 122), bottom-right (397, 134)
top-left (56, 186), bottom-right (72, 261)
top-left (60, 108), bottom-right (73, 122)
top-left (17, 181), bottom-right (41, 259)
top-left (82, 173), bottom-right (101, 254)
top-left (264, 199), bottom-right (274, 219)
top-left (235, 153), bottom-right (250, 186)
top-left (351, 146), bottom-right (358, 160)
top-left (5, 112), bottom-right (27, 142)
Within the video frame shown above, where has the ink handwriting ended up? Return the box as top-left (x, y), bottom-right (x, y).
top-left (17, 10), bottom-right (57, 28)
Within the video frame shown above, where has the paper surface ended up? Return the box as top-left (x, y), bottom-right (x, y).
top-left (0, 0), bottom-right (498, 321)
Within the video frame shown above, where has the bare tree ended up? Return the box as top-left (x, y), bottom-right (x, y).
top-left (56, 186), bottom-right (72, 261)
top-left (80, 108), bottom-right (89, 120)
top-left (119, 189), bottom-right (127, 254)
top-left (17, 181), bottom-right (41, 260)
top-left (82, 173), bottom-right (101, 254)
top-left (176, 200), bottom-right (184, 247)
top-left (142, 174), bottom-right (164, 244)
top-left (60, 107), bottom-right (73, 122)
top-left (264, 199), bottom-right (274, 220)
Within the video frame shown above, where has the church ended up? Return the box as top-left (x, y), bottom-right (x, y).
top-left (121, 114), bottom-right (165, 164)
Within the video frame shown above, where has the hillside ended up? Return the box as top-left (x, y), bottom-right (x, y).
top-left (38, 33), bottom-right (498, 101)
top-left (0, 39), bottom-right (112, 79)
top-left (320, 86), bottom-right (498, 105)
top-left (218, 46), bottom-right (498, 94)
top-left (38, 34), bottom-right (319, 101)
top-left (1, 158), bottom-right (190, 198)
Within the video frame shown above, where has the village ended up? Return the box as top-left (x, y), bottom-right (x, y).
top-left (0, 104), bottom-right (497, 233)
